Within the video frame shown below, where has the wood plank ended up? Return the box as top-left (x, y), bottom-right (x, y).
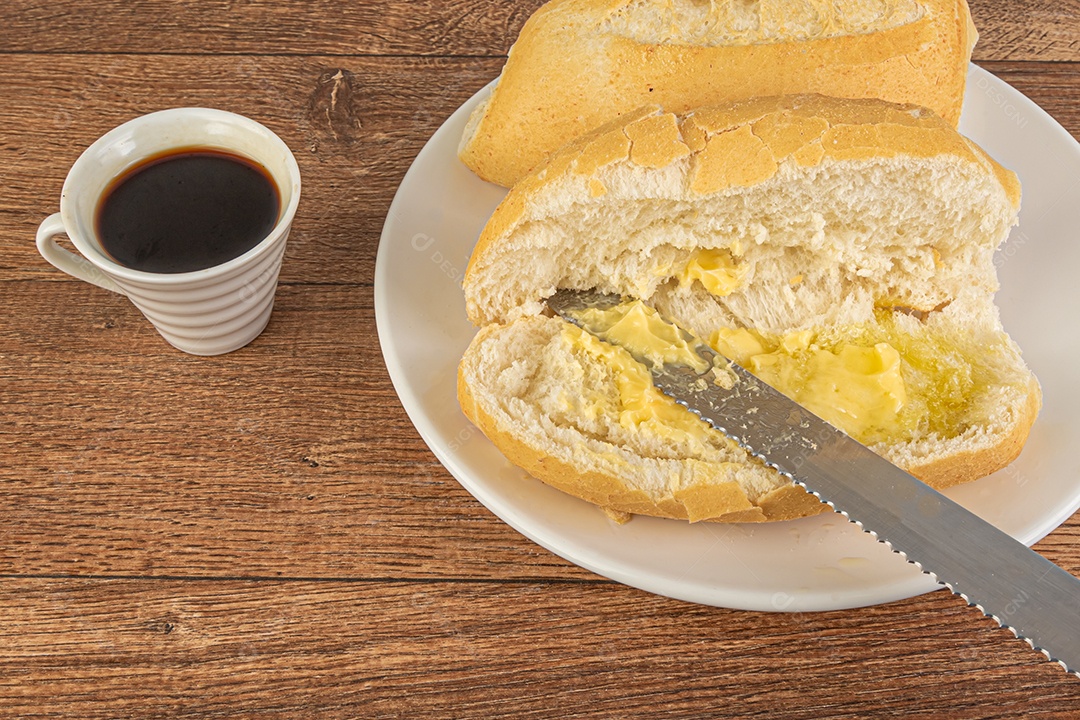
top-left (969, 0), bottom-right (1080, 62)
top-left (0, 54), bottom-right (503, 284)
top-left (2, 278), bottom-right (1077, 581)
top-left (0, 281), bottom-right (590, 579)
top-left (1, 578), bottom-right (1079, 718)
top-left (0, 0), bottom-right (1075, 62)
top-left (0, 0), bottom-right (547, 57)
top-left (2, 56), bottom-right (1078, 289)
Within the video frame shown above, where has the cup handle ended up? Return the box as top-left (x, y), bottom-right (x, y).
top-left (36, 213), bottom-right (125, 295)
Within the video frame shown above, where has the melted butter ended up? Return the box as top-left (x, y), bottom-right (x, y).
top-left (678, 249), bottom-right (745, 297)
top-left (711, 325), bottom-right (914, 443)
top-left (819, 312), bottom-right (986, 441)
top-left (749, 340), bottom-right (908, 442)
top-left (562, 323), bottom-right (715, 446)
top-left (710, 327), bottom-right (768, 364)
top-left (570, 299), bottom-right (710, 373)
top-left (561, 300), bottom-right (997, 448)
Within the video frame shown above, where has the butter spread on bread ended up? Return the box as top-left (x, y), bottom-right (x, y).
top-left (459, 0), bottom-right (979, 187)
top-left (457, 95), bottom-right (1038, 523)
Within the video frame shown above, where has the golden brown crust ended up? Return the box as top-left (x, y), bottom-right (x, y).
top-left (460, 0), bottom-right (978, 186)
top-left (756, 485), bottom-right (831, 523)
top-left (457, 356), bottom-right (716, 519)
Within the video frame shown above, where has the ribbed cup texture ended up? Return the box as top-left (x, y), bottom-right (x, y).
top-left (116, 230), bottom-right (288, 355)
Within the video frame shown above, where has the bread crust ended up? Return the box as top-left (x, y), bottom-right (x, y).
top-left (460, 0), bottom-right (978, 186)
top-left (458, 328), bottom-right (1042, 524)
top-left (457, 93), bottom-right (1038, 525)
top-left (457, 349), bottom-right (773, 522)
top-left (465, 95), bottom-right (1020, 328)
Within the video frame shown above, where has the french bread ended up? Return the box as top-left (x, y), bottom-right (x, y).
top-left (457, 95), bottom-right (1039, 523)
top-left (459, 0), bottom-right (979, 187)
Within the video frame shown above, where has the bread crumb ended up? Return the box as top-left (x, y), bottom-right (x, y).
top-left (603, 506), bottom-right (633, 524)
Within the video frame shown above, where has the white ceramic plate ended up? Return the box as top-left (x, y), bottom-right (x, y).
top-left (374, 65), bottom-right (1080, 612)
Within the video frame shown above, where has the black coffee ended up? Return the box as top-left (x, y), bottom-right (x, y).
top-left (96, 148), bottom-right (280, 273)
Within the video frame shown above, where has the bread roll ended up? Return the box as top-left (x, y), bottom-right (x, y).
top-left (459, 0), bottom-right (979, 187)
top-left (457, 95), bottom-right (1039, 523)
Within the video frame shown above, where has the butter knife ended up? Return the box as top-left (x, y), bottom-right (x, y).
top-left (548, 289), bottom-right (1080, 676)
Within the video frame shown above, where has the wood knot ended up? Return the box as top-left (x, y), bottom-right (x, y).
top-left (307, 68), bottom-right (363, 143)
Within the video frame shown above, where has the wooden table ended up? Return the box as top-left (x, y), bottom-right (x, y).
top-left (1, 1), bottom-right (1078, 716)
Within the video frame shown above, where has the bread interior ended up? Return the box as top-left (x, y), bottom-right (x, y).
top-left (463, 285), bottom-right (1035, 512)
top-left (466, 156), bottom-right (1016, 333)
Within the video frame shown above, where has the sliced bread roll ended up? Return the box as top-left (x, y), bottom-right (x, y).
top-left (458, 95), bottom-right (1039, 523)
top-left (459, 0), bottom-right (979, 186)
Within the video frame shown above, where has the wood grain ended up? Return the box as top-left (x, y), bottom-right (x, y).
top-left (0, 280), bottom-right (590, 580)
top-left (2, 279), bottom-right (1076, 580)
top-left (0, 54), bottom-right (503, 283)
top-left (1, 57), bottom-right (1077, 289)
top-left (969, 0), bottom-right (1080, 62)
top-left (1, 578), bottom-right (1079, 719)
top-left (0, 0), bottom-right (1076, 62)
top-left (0, 0), bottom-right (547, 57)
top-left (1, 0), bottom-right (1079, 717)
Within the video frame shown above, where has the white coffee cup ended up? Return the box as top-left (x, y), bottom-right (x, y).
top-left (36, 107), bottom-right (301, 356)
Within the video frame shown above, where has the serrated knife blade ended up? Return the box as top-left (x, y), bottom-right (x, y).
top-left (548, 289), bottom-right (1080, 676)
